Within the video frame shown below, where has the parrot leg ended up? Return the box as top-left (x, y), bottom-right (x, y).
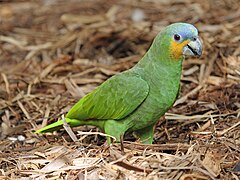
top-left (134, 125), bottom-right (154, 144)
top-left (104, 120), bottom-right (128, 144)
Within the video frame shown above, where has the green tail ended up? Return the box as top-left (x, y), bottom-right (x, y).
top-left (35, 118), bottom-right (105, 133)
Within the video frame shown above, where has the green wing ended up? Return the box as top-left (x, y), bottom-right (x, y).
top-left (66, 72), bottom-right (149, 120)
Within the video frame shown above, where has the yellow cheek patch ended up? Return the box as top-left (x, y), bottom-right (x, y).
top-left (170, 39), bottom-right (190, 60)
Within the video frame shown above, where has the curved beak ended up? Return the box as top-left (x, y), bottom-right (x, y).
top-left (183, 37), bottom-right (202, 57)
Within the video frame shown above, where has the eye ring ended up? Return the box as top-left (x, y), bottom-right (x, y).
top-left (174, 34), bottom-right (181, 41)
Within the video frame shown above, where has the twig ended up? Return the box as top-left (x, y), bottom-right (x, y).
top-left (216, 120), bottom-right (240, 136)
top-left (174, 85), bottom-right (203, 106)
top-left (120, 133), bottom-right (125, 155)
top-left (165, 111), bottom-right (238, 120)
top-left (62, 114), bottom-right (78, 142)
top-left (1, 73), bottom-right (10, 95)
top-left (77, 131), bottom-right (117, 142)
top-left (123, 142), bottom-right (191, 151)
top-left (0, 35), bottom-right (52, 51)
top-left (17, 100), bottom-right (31, 119)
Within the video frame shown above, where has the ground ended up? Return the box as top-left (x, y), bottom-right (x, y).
top-left (0, 0), bottom-right (239, 179)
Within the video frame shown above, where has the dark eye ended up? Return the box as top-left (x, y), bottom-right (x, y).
top-left (174, 34), bottom-right (181, 41)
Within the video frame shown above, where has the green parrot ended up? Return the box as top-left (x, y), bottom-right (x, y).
top-left (36, 23), bottom-right (202, 144)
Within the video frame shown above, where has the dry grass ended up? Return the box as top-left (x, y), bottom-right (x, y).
top-left (0, 0), bottom-right (239, 179)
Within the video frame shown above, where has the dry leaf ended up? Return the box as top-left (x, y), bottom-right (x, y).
top-left (201, 150), bottom-right (221, 177)
top-left (180, 173), bottom-right (210, 180)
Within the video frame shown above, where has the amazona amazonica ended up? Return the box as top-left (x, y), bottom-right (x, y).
top-left (36, 23), bottom-right (202, 144)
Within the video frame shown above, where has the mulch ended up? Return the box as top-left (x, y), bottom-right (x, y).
top-left (0, 0), bottom-right (239, 179)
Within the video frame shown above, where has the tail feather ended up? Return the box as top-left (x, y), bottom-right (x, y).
top-left (35, 118), bottom-right (105, 133)
top-left (35, 118), bottom-right (83, 133)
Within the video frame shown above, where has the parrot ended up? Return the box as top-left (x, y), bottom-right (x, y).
top-left (36, 23), bottom-right (202, 144)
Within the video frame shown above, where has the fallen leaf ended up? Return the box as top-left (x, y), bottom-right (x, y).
top-left (201, 150), bottom-right (221, 177)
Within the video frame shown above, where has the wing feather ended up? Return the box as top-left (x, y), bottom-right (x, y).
top-left (66, 72), bottom-right (149, 120)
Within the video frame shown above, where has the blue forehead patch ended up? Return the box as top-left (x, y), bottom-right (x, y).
top-left (166, 23), bottom-right (198, 40)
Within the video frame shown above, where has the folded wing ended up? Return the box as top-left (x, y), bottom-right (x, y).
top-left (66, 73), bottom-right (149, 120)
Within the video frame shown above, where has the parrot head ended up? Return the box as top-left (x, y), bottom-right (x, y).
top-left (156, 23), bottom-right (202, 60)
